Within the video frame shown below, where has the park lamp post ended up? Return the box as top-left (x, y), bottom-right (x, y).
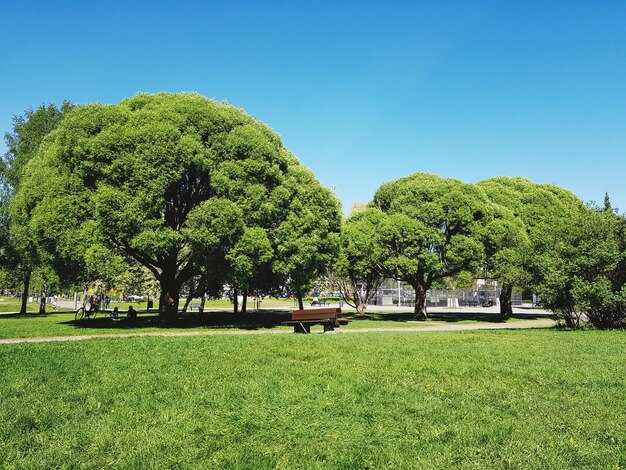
top-left (397, 280), bottom-right (401, 307)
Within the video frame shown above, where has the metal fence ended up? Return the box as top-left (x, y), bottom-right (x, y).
top-left (368, 288), bottom-right (522, 307)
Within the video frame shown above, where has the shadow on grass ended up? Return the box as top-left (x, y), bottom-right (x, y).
top-left (60, 311), bottom-right (292, 331)
top-left (1, 308), bottom-right (555, 333)
top-left (344, 311), bottom-right (555, 324)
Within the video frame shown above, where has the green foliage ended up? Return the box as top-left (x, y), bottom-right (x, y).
top-left (480, 204), bottom-right (531, 317)
top-left (478, 177), bottom-right (585, 316)
top-left (477, 177), bottom-right (584, 251)
top-left (272, 163), bottom-right (341, 298)
top-left (604, 192), bottom-right (612, 211)
top-left (13, 93), bottom-right (340, 322)
top-left (373, 173), bottom-right (488, 280)
top-left (538, 206), bottom-right (626, 328)
top-left (333, 208), bottom-right (386, 313)
top-left (441, 270), bottom-right (475, 289)
top-left (0, 102), bottom-right (75, 306)
top-left (371, 173), bottom-right (490, 316)
top-left (113, 263), bottom-right (160, 299)
top-left (2, 101), bottom-right (75, 192)
top-left (226, 226), bottom-right (274, 287)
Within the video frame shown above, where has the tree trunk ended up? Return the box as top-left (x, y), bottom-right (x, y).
top-left (181, 295), bottom-right (193, 314)
top-left (233, 287), bottom-right (239, 314)
top-left (413, 282), bottom-right (427, 320)
top-left (242, 292), bottom-right (248, 314)
top-left (20, 272), bottom-right (30, 315)
top-left (158, 275), bottom-right (180, 325)
top-left (356, 303), bottom-right (367, 316)
top-left (498, 284), bottom-right (513, 321)
top-left (199, 295), bottom-right (206, 313)
top-left (39, 296), bottom-right (46, 315)
top-left (297, 292), bottom-right (304, 311)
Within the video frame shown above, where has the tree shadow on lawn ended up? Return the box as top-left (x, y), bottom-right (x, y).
top-left (346, 311), bottom-right (554, 324)
top-left (56, 310), bottom-right (555, 331)
top-left (61, 311), bottom-right (292, 331)
top-left (0, 310), bottom-right (75, 318)
top-left (3, 309), bottom-right (554, 332)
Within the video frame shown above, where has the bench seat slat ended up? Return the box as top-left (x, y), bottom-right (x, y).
top-left (292, 308), bottom-right (341, 322)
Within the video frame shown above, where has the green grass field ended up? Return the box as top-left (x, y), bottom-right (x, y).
top-left (0, 296), bottom-right (297, 314)
top-left (1, 329), bottom-right (624, 468)
top-left (0, 297), bottom-right (74, 314)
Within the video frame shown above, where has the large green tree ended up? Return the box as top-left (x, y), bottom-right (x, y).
top-left (371, 173), bottom-right (490, 319)
top-left (477, 177), bottom-right (585, 316)
top-left (1, 102), bottom-right (74, 313)
top-left (13, 93), bottom-right (340, 323)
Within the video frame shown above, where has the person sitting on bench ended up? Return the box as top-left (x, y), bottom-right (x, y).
top-left (127, 305), bottom-right (137, 320)
top-left (111, 307), bottom-right (121, 321)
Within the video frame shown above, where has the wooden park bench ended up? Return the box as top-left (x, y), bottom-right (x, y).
top-left (282, 307), bottom-right (350, 334)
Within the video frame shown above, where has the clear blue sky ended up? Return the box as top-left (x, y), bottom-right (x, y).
top-left (2, 1), bottom-right (625, 213)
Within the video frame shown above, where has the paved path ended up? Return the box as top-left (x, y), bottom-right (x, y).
top-left (337, 319), bottom-right (555, 333)
top-left (0, 318), bottom-right (555, 345)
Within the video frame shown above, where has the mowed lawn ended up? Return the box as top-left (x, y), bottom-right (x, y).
top-left (1, 330), bottom-right (625, 469)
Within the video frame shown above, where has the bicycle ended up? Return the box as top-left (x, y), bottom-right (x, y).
top-left (75, 302), bottom-right (100, 321)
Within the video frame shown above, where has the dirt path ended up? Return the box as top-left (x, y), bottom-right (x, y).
top-left (0, 319), bottom-right (555, 345)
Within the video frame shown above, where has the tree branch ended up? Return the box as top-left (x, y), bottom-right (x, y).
top-left (110, 234), bottom-right (162, 281)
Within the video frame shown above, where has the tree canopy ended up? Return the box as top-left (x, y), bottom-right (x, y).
top-left (1, 102), bottom-right (75, 313)
top-left (477, 177), bottom-right (586, 313)
top-left (370, 173), bottom-right (491, 318)
top-left (536, 204), bottom-right (626, 328)
top-left (13, 93), bottom-right (341, 323)
top-left (4, 96), bottom-right (624, 330)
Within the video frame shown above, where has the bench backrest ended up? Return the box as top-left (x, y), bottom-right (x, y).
top-left (292, 308), bottom-right (342, 321)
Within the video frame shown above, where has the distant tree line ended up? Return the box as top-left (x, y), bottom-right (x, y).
top-left (1, 92), bottom-right (624, 328)
top-left (334, 175), bottom-right (626, 328)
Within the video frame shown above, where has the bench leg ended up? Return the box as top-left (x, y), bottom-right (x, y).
top-left (323, 324), bottom-right (335, 333)
top-left (294, 323), bottom-right (310, 334)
